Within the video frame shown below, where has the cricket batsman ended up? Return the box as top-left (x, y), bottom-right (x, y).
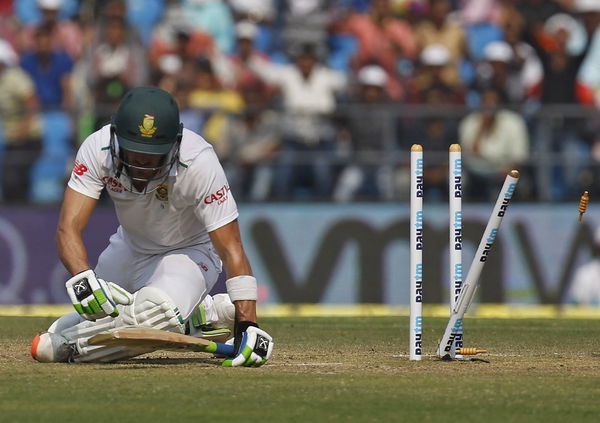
top-left (31, 86), bottom-right (274, 366)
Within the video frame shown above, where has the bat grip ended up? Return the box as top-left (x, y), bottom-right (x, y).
top-left (212, 341), bottom-right (236, 356)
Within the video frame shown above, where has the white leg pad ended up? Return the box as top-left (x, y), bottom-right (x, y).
top-left (61, 315), bottom-right (117, 342)
top-left (114, 286), bottom-right (186, 332)
top-left (75, 345), bottom-right (157, 363)
top-left (59, 287), bottom-right (186, 362)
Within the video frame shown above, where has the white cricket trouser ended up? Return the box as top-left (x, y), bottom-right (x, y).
top-left (94, 229), bottom-right (223, 320)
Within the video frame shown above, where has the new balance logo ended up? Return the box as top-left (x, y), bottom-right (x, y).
top-left (73, 161), bottom-right (88, 176)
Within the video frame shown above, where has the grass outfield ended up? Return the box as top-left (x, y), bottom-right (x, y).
top-left (1, 316), bottom-right (600, 422)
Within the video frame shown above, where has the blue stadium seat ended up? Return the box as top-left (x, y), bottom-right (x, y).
top-left (328, 34), bottom-right (358, 72)
top-left (29, 111), bottom-right (72, 203)
top-left (126, 0), bottom-right (165, 45)
top-left (255, 25), bottom-right (276, 56)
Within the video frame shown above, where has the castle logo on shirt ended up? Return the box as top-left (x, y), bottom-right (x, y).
top-left (204, 185), bottom-right (230, 205)
top-left (155, 184), bottom-right (169, 202)
top-left (102, 176), bottom-right (124, 193)
top-left (139, 114), bottom-right (157, 138)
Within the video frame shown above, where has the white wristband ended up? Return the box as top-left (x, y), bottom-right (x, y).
top-left (226, 275), bottom-right (258, 302)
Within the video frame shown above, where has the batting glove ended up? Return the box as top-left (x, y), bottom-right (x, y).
top-left (222, 321), bottom-right (274, 367)
top-left (65, 270), bottom-right (133, 321)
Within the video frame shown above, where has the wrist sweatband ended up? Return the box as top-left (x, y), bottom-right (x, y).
top-left (226, 275), bottom-right (258, 302)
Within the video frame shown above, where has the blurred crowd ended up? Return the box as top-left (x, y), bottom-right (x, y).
top-left (2, 0), bottom-right (600, 203)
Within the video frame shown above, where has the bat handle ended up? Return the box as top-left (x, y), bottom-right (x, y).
top-left (210, 341), bottom-right (236, 356)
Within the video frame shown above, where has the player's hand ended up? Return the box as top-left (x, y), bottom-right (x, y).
top-left (65, 270), bottom-right (133, 321)
top-left (222, 322), bottom-right (273, 367)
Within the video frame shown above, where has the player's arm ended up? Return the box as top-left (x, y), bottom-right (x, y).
top-left (208, 219), bottom-right (256, 323)
top-left (57, 187), bottom-right (133, 320)
top-left (56, 186), bottom-right (98, 275)
top-left (209, 219), bottom-right (274, 367)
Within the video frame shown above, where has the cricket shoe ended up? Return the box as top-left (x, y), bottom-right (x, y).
top-left (31, 331), bottom-right (76, 363)
top-left (186, 294), bottom-right (235, 343)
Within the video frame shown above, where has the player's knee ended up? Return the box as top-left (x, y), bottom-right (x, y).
top-left (116, 286), bottom-right (186, 334)
top-left (149, 254), bottom-right (208, 319)
top-left (48, 312), bottom-right (84, 334)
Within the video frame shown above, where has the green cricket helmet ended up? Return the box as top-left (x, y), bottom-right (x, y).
top-left (110, 86), bottom-right (183, 194)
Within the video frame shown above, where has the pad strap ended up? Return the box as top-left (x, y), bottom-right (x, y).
top-left (226, 275), bottom-right (258, 302)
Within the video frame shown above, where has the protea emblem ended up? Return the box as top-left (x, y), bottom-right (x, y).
top-left (139, 114), bottom-right (157, 137)
top-left (155, 184), bottom-right (168, 201)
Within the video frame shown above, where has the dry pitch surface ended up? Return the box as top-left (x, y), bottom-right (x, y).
top-left (1, 316), bottom-right (600, 422)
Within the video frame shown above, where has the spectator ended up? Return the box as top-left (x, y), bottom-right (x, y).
top-left (516, 0), bottom-right (567, 40)
top-left (459, 87), bottom-right (529, 200)
top-left (229, 21), bottom-right (275, 105)
top-left (413, 85), bottom-right (460, 201)
top-left (0, 39), bottom-right (44, 202)
top-left (154, 53), bottom-right (182, 93)
top-left (19, 0), bottom-right (84, 60)
top-left (502, 19), bottom-right (544, 100)
top-left (531, 11), bottom-right (594, 200)
top-left (536, 13), bottom-right (588, 104)
top-left (20, 22), bottom-right (74, 204)
top-left (460, 0), bottom-right (504, 65)
top-left (20, 22), bottom-right (74, 110)
top-left (569, 227), bottom-right (600, 305)
top-left (415, 0), bottom-right (467, 90)
top-left (249, 43), bottom-right (348, 200)
top-left (174, 81), bottom-right (204, 134)
top-left (188, 57), bottom-right (244, 157)
top-left (280, 0), bottom-right (331, 60)
top-left (0, 2), bottom-right (20, 48)
top-left (409, 43), bottom-right (464, 104)
top-left (334, 65), bottom-right (393, 201)
top-left (575, 0), bottom-right (600, 107)
top-left (228, 0), bottom-right (277, 57)
top-left (149, 1), bottom-right (214, 60)
top-left (460, 0), bottom-right (503, 26)
top-left (335, 0), bottom-right (416, 99)
top-left (471, 40), bottom-right (541, 106)
top-left (182, 0), bottom-right (234, 54)
top-left (149, 3), bottom-right (222, 84)
top-left (222, 106), bottom-right (281, 202)
top-left (86, 16), bottom-right (148, 128)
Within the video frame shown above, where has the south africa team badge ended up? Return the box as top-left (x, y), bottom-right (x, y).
top-left (155, 184), bottom-right (168, 202)
top-left (139, 114), bottom-right (157, 137)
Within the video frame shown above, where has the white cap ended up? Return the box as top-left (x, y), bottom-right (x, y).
top-left (544, 13), bottom-right (577, 36)
top-left (37, 0), bottom-right (63, 10)
top-left (420, 44), bottom-right (450, 66)
top-left (484, 41), bottom-right (513, 63)
top-left (575, 0), bottom-right (600, 13)
top-left (236, 21), bottom-right (258, 40)
top-left (0, 39), bottom-right (18, 66)
top-left (158, 54), bottom-right (182, 75)
top-left (357, 65), bottom-right (388, 87)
